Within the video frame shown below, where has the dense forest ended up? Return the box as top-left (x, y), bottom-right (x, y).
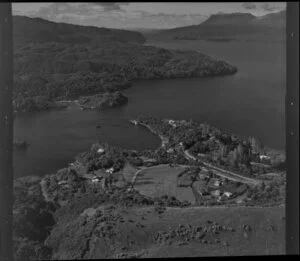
top-left (135, 115), bottom-right (285, 176)
top-left (13, 16), bottom-right (237, 112)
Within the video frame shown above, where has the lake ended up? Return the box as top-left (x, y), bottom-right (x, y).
top-left (13, 40), bottom-right (285, 178)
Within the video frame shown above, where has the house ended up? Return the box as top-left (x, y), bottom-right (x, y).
top-left (214, 180), bottom-right (221, 187)
top-left (224, 191), bottom-right (233, 198)
top-left (106, 167), bottom-right (114, 174)
top-left (179, 142), bottom-right (184, 147)
top-left (167, 148), bottom-right (174, 154)
top-left (58, 180), bottom-right (68, 186)
top-left (131, 120), bottom-right (138, 125)
top-left (97, 148), bottom-right (105, 154)
top-left (68, 160), bottom-right (80, 167)
top-left (259, 155), bottom-right (270, 160)
top-left (168, 119), bottom-right (177, 127)
top-left (91, 177), bottom-right (101, 183)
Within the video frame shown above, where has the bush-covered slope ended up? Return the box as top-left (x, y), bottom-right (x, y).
top-left (12, 16), bottom-right (237, 112)
top-left (13, 16), bottom-right (146, 47)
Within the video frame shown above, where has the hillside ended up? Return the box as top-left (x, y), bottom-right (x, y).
top-left (12, 16), bottom-right (237, 112)
top-left (13, 16), bottom-right (146, 48)
top-left (146, 11), bottom-right (286, 42)
top-left (13, 136), bottom-right (285, 260)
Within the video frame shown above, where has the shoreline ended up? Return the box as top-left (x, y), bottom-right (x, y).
top-left (130, 119), bottom-right (169, 148)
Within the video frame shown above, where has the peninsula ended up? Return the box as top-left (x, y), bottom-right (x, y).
top-left (12, 16), bottom-right (237, 113)
top-left (13, 116), bottom-right (285, 260)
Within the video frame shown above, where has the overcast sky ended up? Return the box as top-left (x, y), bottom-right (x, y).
top-left (12, 2), bottom-right (286, 29)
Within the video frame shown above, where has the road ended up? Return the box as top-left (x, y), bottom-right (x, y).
top-left (183, 150), bottom-right (261, 186)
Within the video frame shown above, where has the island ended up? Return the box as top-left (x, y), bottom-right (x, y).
top-left (13, 115), bottom-right (285, 260)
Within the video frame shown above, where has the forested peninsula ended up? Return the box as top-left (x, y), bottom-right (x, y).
top-left (13, 16), bottom-right (237, 113)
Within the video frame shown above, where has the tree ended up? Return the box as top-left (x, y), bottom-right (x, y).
top-left (202, 123), bottom-right (210, 137)
top-left (230, 148), bottom-right (239, 168)
top-left (249, 136), bottom-right (263, 154)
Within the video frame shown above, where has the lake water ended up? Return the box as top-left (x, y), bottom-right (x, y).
top-left (13, 40), bottom-right (285, 178)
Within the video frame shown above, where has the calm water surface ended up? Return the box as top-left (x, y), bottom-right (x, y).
top-left (14, 40), bottom-right (285, 178)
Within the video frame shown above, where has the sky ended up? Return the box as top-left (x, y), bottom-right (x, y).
top-left (12, 2), bottom-right (286, 29)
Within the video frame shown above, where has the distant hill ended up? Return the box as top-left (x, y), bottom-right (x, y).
top-left (146, 11), bottom-right (286, 43)
top-left (13, 16), bottom-right (146, 48)
top-left (126, 28), bottom-right (162, 34)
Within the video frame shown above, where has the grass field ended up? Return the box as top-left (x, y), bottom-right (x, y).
top-left (76, 205), bottom-right (285, 258)
top-left (142, 206), bottom-right (285, 257)
top-left (120, 163), bottom-right (139, 183)
top-left (133, 165), bottom-right (195, 203)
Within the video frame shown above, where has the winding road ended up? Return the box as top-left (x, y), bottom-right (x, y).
top-left (183, 150), bottom-right (261, 186)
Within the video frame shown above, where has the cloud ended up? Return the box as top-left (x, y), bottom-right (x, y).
top-left (260, 3), bottom-right (280, 12)
top-left (30, 3), bottom-right (128, 20)
top-left (242, 3), bottom-right (257, 10)
top-left (92, 2), bottom-right (129, 12)
top-left (130, 11), bottom-right (208, 28)
top-left (22, 2), bottom-right (132, 26)
top-left (14, 3), bottom-right (211, 29)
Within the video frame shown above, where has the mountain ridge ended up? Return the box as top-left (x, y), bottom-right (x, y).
top-left (146, 10), bottom-right (286, 42)
top-left (13, 15), bottom-right (146, 48)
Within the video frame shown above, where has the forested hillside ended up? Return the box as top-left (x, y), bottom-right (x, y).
top-left (13, 16), bottom-right (237, 112)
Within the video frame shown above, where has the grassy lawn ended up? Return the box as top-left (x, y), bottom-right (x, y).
top-left (134, 165), bottom-right (195, 203)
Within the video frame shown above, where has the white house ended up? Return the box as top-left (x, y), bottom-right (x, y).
top-left (168, 119), bottom-right (177, 128)
top-left (259, 155), bottom-right (271, 160)
top-left (58, 180), bottom-right (68, 186)
top-left (167, 148), bottom-right (174, 153)
top-left (97, 148), bottom-right (105, 154)
top-left (106, 167), bottom-right (114, 174)
top-left (224, 191), bottom-right (233, 198)
top-left (91, 177), bottom-right (100, 183)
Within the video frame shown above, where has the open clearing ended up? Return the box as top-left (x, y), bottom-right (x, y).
top-left (79, 205), bottom-right (285, 258)
top-left (133, 165), bottom-right (195, 203)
